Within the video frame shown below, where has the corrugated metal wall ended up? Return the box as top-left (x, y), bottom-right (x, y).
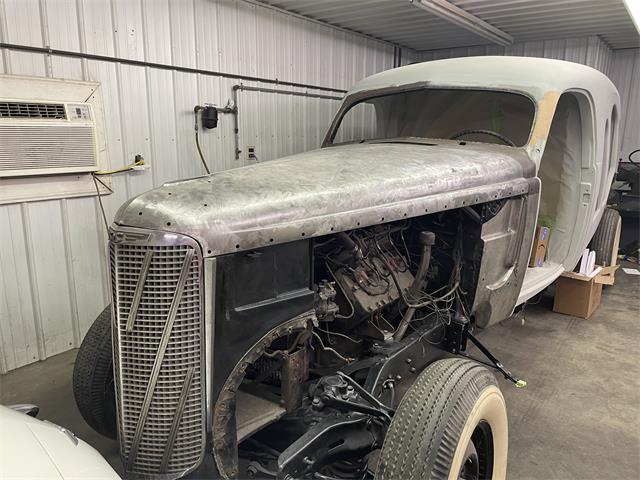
top-left (416, 35), bottom-right (615, 73)
top-left (415, 36), bottom-right (639, 160)
top-left (610, 48), bottom-right (640, 162)
top-left (0, 0), bottom-right (397, 373)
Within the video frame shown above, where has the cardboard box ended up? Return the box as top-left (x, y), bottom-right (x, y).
top-left (529, 225), bottom-right (551, 268)
top-left (593, 264), bottom-right (619, 286)
top-left (553, 271), bottom-right (606, 319)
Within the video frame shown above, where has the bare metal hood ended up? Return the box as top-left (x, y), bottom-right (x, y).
top-left (114, 142), bottom-right (535, 256)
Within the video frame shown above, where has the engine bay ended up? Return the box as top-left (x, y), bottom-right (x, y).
top-left (312, 216), bottom-right (469, 353)
top-left (209, 206), bottom-right (498, 478)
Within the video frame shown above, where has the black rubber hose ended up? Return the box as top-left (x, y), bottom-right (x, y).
top-left (336, 232), bottom-right (362, 261)
top-left (193, 106), bottom-right (211, 174)
top-left (336, 232), bottom-right (357, 252)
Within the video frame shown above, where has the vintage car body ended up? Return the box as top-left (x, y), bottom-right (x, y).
top-left (324, 56), bottom-right (620, 304)
top-left (80, 57), bottom-right (620, 480)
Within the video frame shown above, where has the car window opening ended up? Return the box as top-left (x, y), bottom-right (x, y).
top-left (331, 88), bottom-right (536, 147)
top-left (537, 92), bottom-right (591, 266)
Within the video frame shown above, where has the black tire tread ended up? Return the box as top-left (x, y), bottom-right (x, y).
top-left (72, 305), bottom-right (117, 439)
top-left (377, 358), bottom-right (498, 480)
top-left (590, 208), bottom-right (621, 267)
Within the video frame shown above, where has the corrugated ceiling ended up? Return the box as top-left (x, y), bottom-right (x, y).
top-left (260, 0), bottom-right (640, 50)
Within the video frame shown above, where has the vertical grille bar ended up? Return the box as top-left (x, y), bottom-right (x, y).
top-left (110, 236), bottom-right (205, 477)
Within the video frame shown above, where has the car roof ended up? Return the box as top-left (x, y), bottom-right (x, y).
top-left (348, 56), bottom-right (619, 103)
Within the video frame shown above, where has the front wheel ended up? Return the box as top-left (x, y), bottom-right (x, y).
top-left (72, 305), bottom-right (117, 439)
top-left (376, 358), bottom-right (508, 480)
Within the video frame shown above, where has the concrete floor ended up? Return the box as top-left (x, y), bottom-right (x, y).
top-left (1, 263), bottom-right (639, 479)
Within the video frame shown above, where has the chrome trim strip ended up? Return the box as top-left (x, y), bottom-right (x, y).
top-left (126, 249), bottom-right (195, 469)
top-left (125, 250), bottom-right (153, 332)
top-left (161, 366), bottom-right (195, 472)
top-left (203, 258), bottom-right (216, 429)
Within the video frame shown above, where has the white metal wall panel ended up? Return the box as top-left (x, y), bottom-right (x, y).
top-left (0, 0), bottom-right (396, 372)
top-left (610, 48), bottom-right (640, 162)
top-left (0, 205), bottom-right (41, 372)
top-left (416, 35), bottom-right (614, 73)
top-left (2, 0), bottom-right (46, 76)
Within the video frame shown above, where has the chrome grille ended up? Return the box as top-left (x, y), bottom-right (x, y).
top-left (110, 239), bottom-right (204, 477)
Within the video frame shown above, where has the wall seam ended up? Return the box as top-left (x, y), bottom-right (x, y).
top-left (59, 199), bottom-right (81, 347)
top-left (619, 49), bottom-right (637, 156)
top-left (193, 0), bottom-right (204, 176)
top-left (168, 0), bottom-right (183, 180)
top-left (140, 0), bottom-right (159, 188)
top-left (37, 0), bottom-right (52, 77)
top-left (20, 203), bottom-right (46, 360)
top-left (0, 237), bottom-right (14, 372)
top-left (0, 0), bottom-right (11, 71)
top-left (74, 0), bottom-right (89, 80)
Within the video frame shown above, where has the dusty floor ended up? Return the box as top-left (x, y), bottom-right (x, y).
top-left (1, 263), bottom-right (639, 479)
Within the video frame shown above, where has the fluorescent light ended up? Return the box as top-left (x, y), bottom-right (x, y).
top-left (410, 0), bottom-right (514, 46)
top-left (623, 0), bottom-right (640, 33)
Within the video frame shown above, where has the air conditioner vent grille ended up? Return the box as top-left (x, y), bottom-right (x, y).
top-left (0, 125), bottom-right (97, 173)
top-left (0, 102), bottom-right (66, 119)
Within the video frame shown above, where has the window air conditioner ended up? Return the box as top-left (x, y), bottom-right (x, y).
top-left (0, 100), bottom-right (99, 177)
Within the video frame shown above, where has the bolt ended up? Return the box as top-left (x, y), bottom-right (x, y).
top-left (410, 367), bottom-right (416, 373)
top-left (303, 456), bottom-right (314, 465)
top-left (406, 358), bottom-right (412, 364)
top-left (312, 398), bottom-right (320, 406)
top-left (396, 375), bottom-right (402, 381)
top-left (347, 385), bottom-right (354, 392)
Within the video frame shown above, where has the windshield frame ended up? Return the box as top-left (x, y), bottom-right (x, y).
top-left (322, 83), bottom-right (539, 149)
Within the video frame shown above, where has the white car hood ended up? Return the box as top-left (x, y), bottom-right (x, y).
top-left (0, 406), bottom-right (119, 479)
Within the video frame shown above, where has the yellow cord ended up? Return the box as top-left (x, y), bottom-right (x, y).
top-left (94, 158), bottom-right (145, 175)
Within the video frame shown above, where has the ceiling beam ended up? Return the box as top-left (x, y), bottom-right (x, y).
top-left (409, 0), bottom-right (514, 46)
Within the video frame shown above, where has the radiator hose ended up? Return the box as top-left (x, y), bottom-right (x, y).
top-left (393, 231), bottom-right (435, 341)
